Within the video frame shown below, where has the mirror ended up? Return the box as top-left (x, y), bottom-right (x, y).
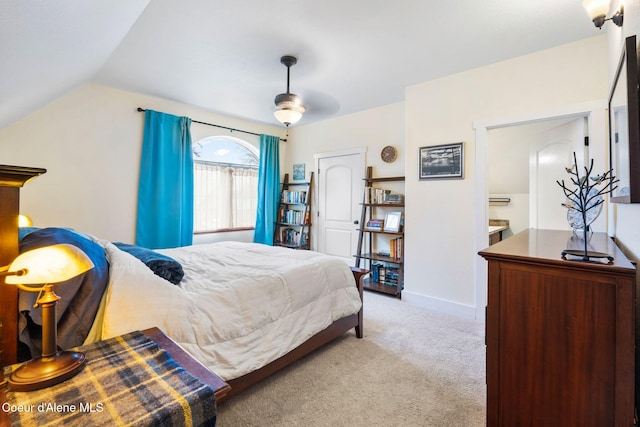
top-left (608, 35), bottom-right (640, 203)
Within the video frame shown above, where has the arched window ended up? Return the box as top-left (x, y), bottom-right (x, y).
top-left (193, 136), bottom-right (259, 233)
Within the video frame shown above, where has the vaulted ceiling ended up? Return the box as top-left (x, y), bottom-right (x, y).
top-left (1, 1), bottom-right (604, 130)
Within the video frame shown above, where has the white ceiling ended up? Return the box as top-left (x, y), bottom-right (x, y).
top-left (1, 0), bottom-right (605, 130)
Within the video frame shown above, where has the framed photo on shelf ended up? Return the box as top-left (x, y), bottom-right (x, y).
top-left (419, 142), bottom-right (464, 180)
top-left (383, 212), bottom-right (402, 232)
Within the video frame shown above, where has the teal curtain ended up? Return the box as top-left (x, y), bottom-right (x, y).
top-left (254, 134), bottom-right (280, 245)
top-left (136, 110), bottom-right (194, 249)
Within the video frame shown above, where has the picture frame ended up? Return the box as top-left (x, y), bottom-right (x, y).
top-left (608, 35), bottom-right (640, 203)
top-left (383, 212), bottom-right (402, 233)
top-left (293, 163), bottom-right (305, 181)
top-left (419, 142), bottom-right (464, 180)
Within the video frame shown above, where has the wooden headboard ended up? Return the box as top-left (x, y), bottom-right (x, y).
top-left (0, 165), bottom-right (46, 366)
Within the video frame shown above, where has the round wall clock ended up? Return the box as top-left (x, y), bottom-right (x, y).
top-left (381, 145), bottom-right (397, 163)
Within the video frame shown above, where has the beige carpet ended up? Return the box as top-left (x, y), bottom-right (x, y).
top-left (216, 291), bottom-right (486, 427)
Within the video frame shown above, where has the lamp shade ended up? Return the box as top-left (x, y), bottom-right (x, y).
top-left (18, 214), bottom-right (33, 227)
top-left (274, 108), bottom-right (304, 126)
top-left (583, 0), bottom-right (610, 20)
top-left (4, 243), bottom-right (94, 287)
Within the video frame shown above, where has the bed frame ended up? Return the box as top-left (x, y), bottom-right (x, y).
top-left (0, 164), bottom-right (366, 403)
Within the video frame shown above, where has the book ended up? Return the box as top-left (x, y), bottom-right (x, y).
top-left (364, 187), bottom-right (391, 204)
top-left (383, 193), bottom-right (404, 204)
top-left (390, 237), bottom-right (403, 259)
top-left (365, 219), bottom-right (384, 230)
top-left (281, 190), bottom-right (307, 204)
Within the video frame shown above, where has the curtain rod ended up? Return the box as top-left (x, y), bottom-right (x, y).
top-left (136, 107), bottom-right (286, 142)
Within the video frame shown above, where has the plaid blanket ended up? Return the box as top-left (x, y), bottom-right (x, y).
top-left (3, 331), bottom-right (217, 426)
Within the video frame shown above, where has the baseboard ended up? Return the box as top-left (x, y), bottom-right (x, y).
top-left (401, 291), bottom-right (477, 320)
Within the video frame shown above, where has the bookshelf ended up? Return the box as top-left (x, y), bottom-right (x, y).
top-left (273, 172), bottom-right (313, 249)
top-left (354, 166), bottom-right (405, 298)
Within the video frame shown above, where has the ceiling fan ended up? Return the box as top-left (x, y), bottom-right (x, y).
top-left (274, 55), bottom-right (306, 127)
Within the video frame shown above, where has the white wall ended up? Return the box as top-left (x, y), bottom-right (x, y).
top-left (487, 124), bottom-right (531, 236)
top-left (286, 102), bottom-right (405, 179)
top-left (0, 83), bottom-right (286, 243)
top-left (488, 194), bottom-right (528, 238)
top-left (404, 35), bottom-right (608, 314)
top-left (488, 127), bottom-right (530, 195)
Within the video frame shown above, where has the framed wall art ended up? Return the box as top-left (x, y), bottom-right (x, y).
top-left (419, 142), bottom-right (464, 180)
top-left (292, 163), bottom-right (305, 181)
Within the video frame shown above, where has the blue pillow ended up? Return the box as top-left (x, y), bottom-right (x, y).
top-left (18, 227), bottom-right (40, 241)
top-left (113, 242), bottom-right (184, 285)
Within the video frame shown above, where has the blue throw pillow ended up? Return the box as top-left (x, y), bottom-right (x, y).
top-left (18, 227), bottom-right (40, 241)
top-left (113, 242), bottom-right (184, 285)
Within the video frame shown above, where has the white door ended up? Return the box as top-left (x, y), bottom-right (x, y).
top-left (315, 149), bottom-right (366, 265)
top-left (529, 117), bottom-right (587, 230)
top-left (532, 141), bottom-right (573, 230)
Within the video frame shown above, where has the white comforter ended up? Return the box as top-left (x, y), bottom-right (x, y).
top-left (99, 241), bottom-right (362, 381)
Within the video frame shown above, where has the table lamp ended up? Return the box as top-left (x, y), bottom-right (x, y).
top-left (0, 243), bottom-right (94, 391)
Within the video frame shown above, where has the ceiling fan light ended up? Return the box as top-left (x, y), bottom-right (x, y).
top-left (273, 55), bottom-right (305, 127)
top-left (274, 92), bottom-right (304, 110)
top-left (274, 108), bottom-right (303, 126)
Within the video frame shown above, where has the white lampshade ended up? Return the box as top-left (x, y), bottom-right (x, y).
top-left (583, 0), bottom-right (610, 21)
top-left (274, 108), bottom-right (303, 126)
top-left (4, 244), bottom-right (94, 287)
top-left (18, 214), bottom-right (33, 227)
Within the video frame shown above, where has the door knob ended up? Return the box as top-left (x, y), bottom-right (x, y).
top-left (353, 220), bottom-right (359, 224)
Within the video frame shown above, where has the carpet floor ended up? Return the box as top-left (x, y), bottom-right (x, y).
top-left (216, 291), bottom-right (486, 427)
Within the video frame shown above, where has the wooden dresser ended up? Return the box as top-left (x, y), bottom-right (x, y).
top-left (479, 229), bottom-right (636, 427)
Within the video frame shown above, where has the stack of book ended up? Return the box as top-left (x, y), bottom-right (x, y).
top-left (384, 267), bottom-right (400, 287)
top-left (279, 227), bottom-right (303, 245)
top-left (383, 193), bottom-right (404, 204)
top-left (364, 187), bottom-right (390, 204)
top-left (371, 263), bottom-right (402, 288)
top-left (371, 263), bottom-right (385, 283)
top-left (279, 207), bottom-right (307, 224)
top-left (281, 190), bottom-right (307, 204)
top-left (389, 237), bottom-right (403, 259)
top-left (365, 218), bottom-right (384, 230)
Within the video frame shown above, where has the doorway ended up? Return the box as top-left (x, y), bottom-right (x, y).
top-left (488, 116), bottom-right (589, 236)
top-left (473, 101), bottom-right (608, 321)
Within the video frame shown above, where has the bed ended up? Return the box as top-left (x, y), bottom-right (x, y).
top-left (100, 236), bottom-right (364, 387)
top-left (1, 225), bottom-right (365, 402)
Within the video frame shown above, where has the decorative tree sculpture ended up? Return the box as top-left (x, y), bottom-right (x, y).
top-left (556, 152), bottom-right (618, 262)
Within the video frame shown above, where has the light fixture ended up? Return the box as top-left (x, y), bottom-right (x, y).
top-left (0, 244), bottom-right (94, 391)
top-left (274, 55), bottom-right (305, 127)
top-left (583, 0), bottom-right (623, 29)
top-left (18, 214), bottom-right (32, 227)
